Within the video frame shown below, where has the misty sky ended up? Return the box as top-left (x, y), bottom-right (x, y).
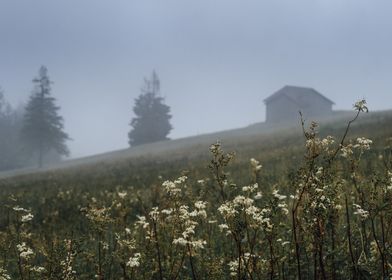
top-left (1, 0), bottom-right (391, 158)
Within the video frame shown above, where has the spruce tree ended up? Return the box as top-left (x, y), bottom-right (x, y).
top-left (128, 71), bottom-right (172, 146)
top-left (21, 66), bottom-right (70, 167)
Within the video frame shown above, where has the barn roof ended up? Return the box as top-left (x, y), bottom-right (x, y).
top-left (264, 85), bottom-right (335, 105)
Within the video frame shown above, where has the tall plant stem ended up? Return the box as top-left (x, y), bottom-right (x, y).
top-left (345, 196), bottom-right (357, 278)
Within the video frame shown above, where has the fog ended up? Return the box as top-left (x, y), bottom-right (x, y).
top-left (1, 0), bottom-right (391, 158)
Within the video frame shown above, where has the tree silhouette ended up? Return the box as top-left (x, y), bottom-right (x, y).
top-left (128, 71), bottom-right (172, 146)
top-left (21, 66), bottom-right (70, 167)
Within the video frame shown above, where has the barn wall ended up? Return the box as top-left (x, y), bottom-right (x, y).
top-left (297, 94), bottom-right (333, 120)
top-left (266, 95), bottom-right (301, 123)
top-left (266, 94), bottom-right (333, 123)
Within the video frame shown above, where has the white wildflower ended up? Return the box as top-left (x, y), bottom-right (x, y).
top-left (21, 213), bottom-right (34, 223)
top-left (353, 204), bottom-right (369, 220)
top-left (173, 237), bottom-right (188, 246)
top-left (218, 224), bottom-right (229, 231)
top-left (254, 191), bottom-right (263, 200)
top-left (0, 268), bottom-right (11, 280)
top-left (135, 215), bottom-right (149, 229)
top-left (242, 183), bottom-right (258, 193)
top-left (197, 179), bottom-right (205, 185)
top-left (31, 266), bottom-right (46, 274)
top-left (190, 239), bottom-right (207, 250)
top-left (228, 260), bottom-right (239, 276)
top-left (218, 202), bottom-right (237, 218)
top-left (272, 189), bottom-right (287, 200)
top-left (354, 137), bottom-right (372, 151)
top-left (12, 206), bottom-right (28, 212)
top-left (341, 144), bottom-right (353, 158)
top-left (233, 195), bottom-right (254, 207)
top-left (354, 99), bottom-right (368, 112)
top-left (149, 207), bottom-right (160, 221)
top-left (162, 180), bottom-right (181, 196)
top-left (250, 158), bottom-right (262, 171)
top-left (126, 253), bottom-right (141, 268)
top-left (194, 201), bottom-right (207, 210)
top-left (174, 176), bottom-right (187, 184)
top-left (17, 242), bottom-right (34, 260)
top-left (117, 191), bottom-right (127, 199)
top-left (161, 208), bottom-right (173, 215)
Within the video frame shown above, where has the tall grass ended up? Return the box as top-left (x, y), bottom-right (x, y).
top-left (1, 100), bottom-right (391, 279)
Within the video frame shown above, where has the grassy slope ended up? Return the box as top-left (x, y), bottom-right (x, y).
top-left (0, 110), bottom-right (362, 179)
top-left (1, 109), bottom-right (391, 192)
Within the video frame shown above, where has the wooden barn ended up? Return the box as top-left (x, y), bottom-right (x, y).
top-left (264, 85), bottom-right (334, 123)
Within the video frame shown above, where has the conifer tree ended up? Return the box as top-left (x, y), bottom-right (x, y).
top-left (128, 71), bottom-right (172, 146)
top-left (21, 66), bottom-right (70, 167)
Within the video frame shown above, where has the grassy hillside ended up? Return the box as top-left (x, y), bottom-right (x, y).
top-left (0, 109), bottom-right (381, 180)
top-left (0, 108), bottom-right (392, 279)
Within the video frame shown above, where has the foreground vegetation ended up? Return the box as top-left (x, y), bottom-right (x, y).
top-left (1, 101), bottom-right (392, 279)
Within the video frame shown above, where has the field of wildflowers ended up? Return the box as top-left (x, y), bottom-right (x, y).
top-left (1, 100), bottom-right (392, 279)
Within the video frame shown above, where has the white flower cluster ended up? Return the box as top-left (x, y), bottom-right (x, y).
top-left (162, 176), bottom-right (187, 196)
top-left (354, 99), bottom-right (368, 112)
top-left (218, 192), bottom-right (274, 232)
top-left (228, 259), bottom-right (239, 276)
top-left (84, 206), bottom-right (110, 224)
top-left (12, 206), bottom-right (29, 212)
top-left (353, 204), bottom-right (369, 220)
top-left (117, 191), bottom-right (127, 199)
top-left (172, 237), bottom-right (207, 250)
top-left (0, 268), bottom-right (11, 280)
top-left (250, 158), bottom-right (262, 172)
top-left (193, 201), bottom-right (207, 218)
top-left (354, 137), bottom-right (372, 151)
top-left (209, 142), bottom-right (223, 154)
top-left (242, 183), bottom-right (258, 193)
top-left (387, 171), bottom-right (392, 191)
top-left (116, 231), bottom-right (136, 252)
top-left (172, 202), bottom-right (208, 250)
top-left (272, 190), bottom-right (289, 215)
top-left (126, 253), bottom-right (141, 268)
top-left (21, 213), bottom-right (34, 223)
top-left (135, 215), bottom-right (149, 229)
top-left (218, 202), bottom-right (238, 218)
top-left (17, 242), bottom-right (34, 260)
top-left (272, 189), bottom-right (287, 201)
top-left (321, 136), bottom-right (335, 149)
top-left (30, 266), bottom-right (46, 274)
top-left (149, 207), bottom-right (160, 221)
top-left (60, 239), bottom-right (77, 280)
top-left (340, 144), bottom-right (353, 158)
top-left (305, 135), bottom-right (335, 157)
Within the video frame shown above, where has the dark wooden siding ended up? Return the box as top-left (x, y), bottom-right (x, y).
top-left (266, 94), bottom-right (333, 123)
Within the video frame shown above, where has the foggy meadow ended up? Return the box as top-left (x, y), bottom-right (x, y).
top-left (1, 1), bottom-right (392, 279)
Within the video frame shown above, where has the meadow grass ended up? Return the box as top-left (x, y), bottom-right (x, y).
top-left (1, 104), bottom-right (392, 279)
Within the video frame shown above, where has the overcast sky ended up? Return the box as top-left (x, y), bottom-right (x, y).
top-left (1, 0), bottom-right (391, 158)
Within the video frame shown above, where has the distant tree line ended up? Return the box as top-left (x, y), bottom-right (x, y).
top-left (0, 66), bottom-right (69, 171)
top-left (0, 68), bottom-right (173, 172)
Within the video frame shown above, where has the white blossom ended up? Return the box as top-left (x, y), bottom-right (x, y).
top-left (272, 189), bottom-right (287, 200)
top-left (250, 158), bottom-right (262, 171)
top-left (21, 213), bottom-right (34, 223)
top-left (0, 268), bottom-right (11, 280)
top-left (242, 183), bottom-right (258, 193)
top-left (17, 242), bottom-right (34, 260)
top-left (117, 191), bottom-right (127, 199)
top-left (353, 204), bottom-right (369, 220)
top-left (126, 253), bottom-right (141, 268)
